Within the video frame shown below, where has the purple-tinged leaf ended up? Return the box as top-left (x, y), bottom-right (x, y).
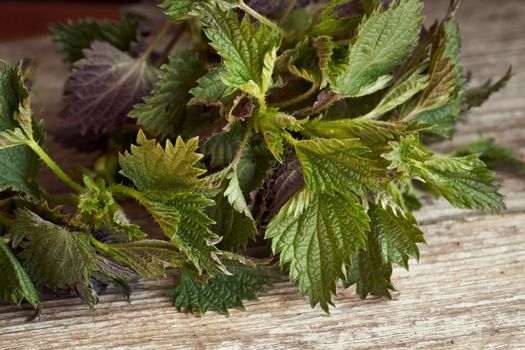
top-left (59, 41), bottom-right (157, 136)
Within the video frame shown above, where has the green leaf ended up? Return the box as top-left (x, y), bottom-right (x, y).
top-left (11, 209), bottom-right (97, 288)
top-left (303, 117), bottom-right (402, 144)
top-left (201, 5), bottom-right (282, 106)
top-left (344, 230), bottom-right (394, 299)
top-left (328, 0), bottom-right (423, 97)
top-left (96, 240), bottom-right (185, 279)
top-left (383, 135), bottom-right (505, 213)
top-left (344, 203), bottom-right (425, 298)
top-left (138, 192), bottom-right (225, 275)
top-left (0, 239), bottom-right (41, 309)
top-left (312, 1), bottom-right (362, 38)
top-left (129, 52), bottom-right (205, 138)
top-left (0, 61), bottom-right (42, 198)
top-left (169, 260), bottom-right (274, 315)
top-left (120, 131), bottom-right (206, 192)
top-left (189, 65), bottom-right (232, 106)
top-left (119, 132), bottom-right (226, 274)
top-left (265, 189), bottom-right (369, 311)
top-left (416, 155), bottom-right (505, 213)
top-left (368, 204), bottom-right (425, 269)
top-left (224, 169), bottom-right (253, 219)
top-left (292, 137), bottom-right (380, 196)
top-left (50, 17), bottom-right (138, 64)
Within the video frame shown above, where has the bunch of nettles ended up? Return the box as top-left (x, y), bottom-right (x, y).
top-left (0, 0), bottom-right (517, 316)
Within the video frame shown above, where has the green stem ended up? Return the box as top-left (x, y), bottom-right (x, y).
top-left (28, 141), bottom-right (84, 193)
top-left (107, 184), bottom-right (144, 202)
top-left (279, 0), bottom-right (297, 25)
top-left (230, 124), bottom-right (253, 169)
top-left (270, 81), bottom-right (319, 109)
top-left (154, 23), bottom-right (187, 67)
top-left (0, 211), bottom-right (13, 228)
top-left (89, 235), bottom-right (109, 251)
top-left (139, 21), bottom-right (173, 62)
top-left (293, 93), bottom-right (343, 118)
top-left (238, 1), bottom-right (285, 35)
top-left (42, 190), bottom-right (78, 206)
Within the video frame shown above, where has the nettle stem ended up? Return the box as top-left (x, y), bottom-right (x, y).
top-left (139, 21), bottom-right (173, 63)
top-left (238, 1), bottom-right (285, 35)
top-left (0, 211), bottom-right (13, 228)
top-left (271, 81), bottom-right (319, 109)
top-left (231, 125), bottom-right (253, 169)
top-left (154, 23), bottom-right (187, 67)
top-left (28, 141), bottom-right (84, 193)
top-left (107, 184), bottom-right (143, 202)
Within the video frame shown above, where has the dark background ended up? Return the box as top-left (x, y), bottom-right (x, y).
top-left (0, 1), bottom-right (142, 41)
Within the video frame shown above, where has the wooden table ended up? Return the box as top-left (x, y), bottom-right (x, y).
top-left (1, 1), bottom-right (524, 348)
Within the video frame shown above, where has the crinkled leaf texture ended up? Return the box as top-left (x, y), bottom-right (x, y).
top-left (98, 240), bottom-right (185, 279)
top-left (119, 132), bottom-right (225, 274)
top-left (169, 260), bottom-right (274, 315)
top-left (130, 52), bottom-right (205, 138)
top-left (10, 209), bottom-right (97, 289)
top-left (59, 41), bottom-right (157, 135)
top-left (201, 5), bottom-right (282, 104)
top-left (0, 61), bottom-right (41, 197)
top-left (293, 137), bottom-right (380, 196)
top-left (345, 204), bottom-right (425, 298)
top-left (0, 239), bottom-right (41, 309)
top-left (265, 189), bottom-right (369, 311)
top-left (329, 0), bottom-right (423, 97)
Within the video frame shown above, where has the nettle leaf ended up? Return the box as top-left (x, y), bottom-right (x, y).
top-left (120, 131), bottom-right (206, 192)
top-left (50, 17), bottom-right (138, 64)
top-left (224, 169), bottom-right (253, 219)
top-left (189, 65), bottom-right (232, 106)
top-left (59, 42), bottom-right (157, 135)
top-left (292, 137), bottom-right (380, 196)
top-left (416, 155), bottom-right (505, 213)
top-left (313, 36), bottom-right (335, 88)
top-left (345, 203), bottom-right (425, 298)
top-left (328, 0), bottom-right (423, 97)
top-left (0, 239), bottom-right (41, 309)
top-left (120, 132), bottom-right (225, 274)
top-left (344, 229), bottom-right (394, 299)
top-left (11, 209), bottom-right (97, 288)
top-left (96, 240), bottom-right (185, 279)
top-left (303, 117), bottom-right (401, 144)
top-left (0, 61), bottom-right (41, 197)
top-left (266, 189), bottom-right (369, 311)
top-left (313, 0), bottom-right (362, 38)
top-left (201, 5), bottom-right (282, 106)
top-left (384, 135), bottom-right (505, 212)
top-left (130, 52), bottom-right (205, 138)
top-left (169, 260), bottom-right (274, 315)
top-left (368, 204), bottom-right (425, 269)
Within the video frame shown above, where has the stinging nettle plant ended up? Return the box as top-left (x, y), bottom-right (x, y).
top-left (0, 0), bottom-right (518, 316)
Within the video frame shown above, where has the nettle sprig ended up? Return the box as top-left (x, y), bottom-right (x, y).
top-left (0, 0), bottom-right (517, 316)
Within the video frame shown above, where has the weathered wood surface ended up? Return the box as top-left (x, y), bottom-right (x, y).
top-left (1, 0), bottom-right (525, 349)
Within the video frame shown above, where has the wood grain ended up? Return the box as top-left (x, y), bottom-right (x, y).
top-left (1, 0), bottom-right (525, 349)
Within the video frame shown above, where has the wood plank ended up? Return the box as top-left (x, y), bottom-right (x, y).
top-left (1, 213), bottom-right (524, 349)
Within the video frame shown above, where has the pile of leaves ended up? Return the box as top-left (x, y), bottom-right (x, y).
top-left (0, 0), bottom-right (518, 317)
